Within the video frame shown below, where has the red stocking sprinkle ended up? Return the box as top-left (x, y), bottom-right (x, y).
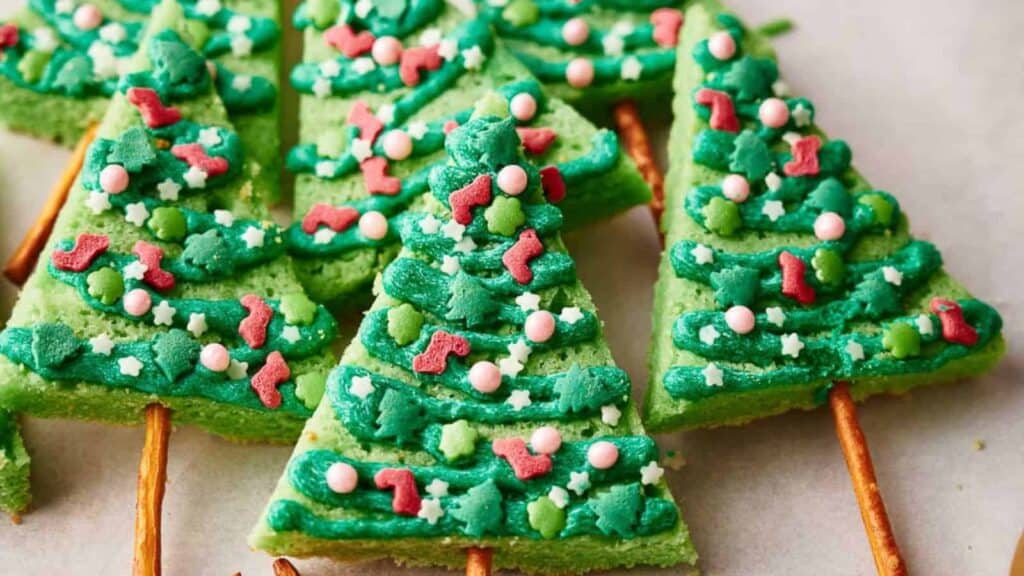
top-left (779, 251), bottom-right (815, 304)
top-left (930, 298), bottom-right (979, 346)
top-left (239, 294), bottom-right (273, 349)
top-left (324, 25), bottom-right (374, 57)
top-left (347, 101), bottom-right (384, 143)
top-left (398, 45), bottom-right (441, 87)
top-left (302, 203), bottom-right (359, 234)
top-left (412, 331), bottom-right (471, 374)
top-left (250, 351), bottom-right (290, 409)
top-left (783, 135), bottom-right (822, 177)
top-left (171, 144), bottom-right (229, 177)
top-left (443, 120), bottom-right (459, 134)
top-left (360, 156), bottom-right (401, 195)
top-left (450, 174), bottom-right (492, 225)
top-left (503, 229), bottom-right (544, 284)
top-left (127, 88), bottom-right (182, 128)
top-left (0, 24), bottom-right (18, 48)
top-left (132, 241), bottom-right (175, 292)
top-left (695, 88), bottom-right (740, 133)
top-left (52, 233), bottom-right (109, 272)
top-left (539, 166), bottom-right (566, 203)
top-left (516, 127), bottom-right (557, 155)
top-left (492, 437), bottom-right (552, 480)
top-left (650, 8), bottom-right (683, 47)
top-left (374, 469), bottom-right (421, 516)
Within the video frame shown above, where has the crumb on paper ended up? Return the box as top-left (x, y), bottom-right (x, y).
top-left (973, 439), bottom-right (986, 451)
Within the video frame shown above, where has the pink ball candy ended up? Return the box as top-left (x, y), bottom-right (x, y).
top-left (707, 31), bottom-right (736, 61)
top-left (123, 289), bottom-right (151, 317)
top-left (814, 212), bottom-right (846, 241)
top-left (725, 305), bottom-right (756, 335)
top-left (73, 4), bottom-right (103, 31)
top-left (371, 36), bottom-right (402, 66)
top-left (524, 310), bottom-right (556, 343)
top-left (200, 343), bottom-right (231, 372)
top-left (497, 165), bottom-right (528, 196)
top-left (468, 361), bottom-right (502, 394)
top-left (509, 92), bottom-right (537, 122)
top-left (561, 18), bottom-right (589, 46)
top-left (359, 211), bottom-right (388, 240)
top-left (325, 462), bottom-right (359, 494)
top-left (530, 426), bottom-right (562, 455)
top-left (759, 98), bottom-right (790, 129)
top-left (721, 174), bottom-right (749, 203)
top-left (587, 441), bottom-right (619, 469)
top-left (565, 58), bottom-right (594, 88)
top-left (100, 165), bottom-right (129, 194)
top-left (381, 130), bottom-right (413, 161)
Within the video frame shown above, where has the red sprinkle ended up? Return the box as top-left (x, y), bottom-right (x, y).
top-left (360, 156), bottom-right (401, 195)
top-left (930, 298), bottom-right (979, 346)
top-left (449, 174), bottom-right (492, 225)
top-left (323, 24), bottom-right (375, 58)
top-left (301, 203), bottom-right (359, 234)
top-left (650, 8), bottom-right (684, 48)
top-left (442, 120), bottom-right (459, 134)
top-left (779, 251), bottom-right (815, 304)
top-left (539, 166), bottom-right (566, 203)
top-left (516, 127), bottom-right (557, 155)
top-left (171, 143), bottom-right (229, 177)
top-left (0, 24), bottom-right (19, 48)
top-left (492, 437), bottom-right (552, 480)
top-left (127, 87), bottom-right (182, 128)
top-left (503, 229), bottom-right (544, 285)
top-left (783, 135), bottom-right (822, 177)
top-left (250, 351), bottom-right (290, 409)
top-left (239, 294), bottom-right (273, 349)
top-left (52, 233), bottom-right (109, 272)
top-left (374, 468), bottom-right (421, 516)
top-left (412, 331), bottom-right (471, 374)
top-left (347, 101), bottom-right (384, 144)
top-left (695, 88), bottom-right (740, 133)
top-left (398, 45), bottom-right (442, 87)
top-left (132, 241), bottom-right (175, 292)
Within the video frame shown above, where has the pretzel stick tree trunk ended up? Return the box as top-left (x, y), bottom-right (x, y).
top-left (133, 404), bottom-right (172, 576)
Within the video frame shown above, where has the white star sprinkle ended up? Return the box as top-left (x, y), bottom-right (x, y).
top-left (90, 334), bottom-right (114, 355)
top-left (183, 166), bottom-right (208, 189)
top-left (350, 375), bottom-right (375, 399)
top-left (419, 214), bottom-right (441, 234)
top-left (515, 292), bottom-right (540, 312)
top-left (702, 363), bottom-right (724, 387)
top-left (315, 161), bottom-right (335, 178)
top-left (312, 76), bottom-right (332, 98)
top-left (765, 306), bottom-right (786, 327)
top-left (354, 0), bottom-right (373, 17)
top-left (463, 46), bottom-right (487, 70)
top-left (313, 229), bottom-right (336, 245)
top-left (417, 498), bottom-right (444, 525)
top-left (122, 260), bottom-right (147, 281)
top-left (792, 104), bottom-right (812, 127)
top-left (99, 23), bottom-right (126, 44)
top-left (119, 356), bottom-right (143, 377)
top-left (772, 80), bottom-right (790, 97)
top-left (699, 325), bottom-right (720, 346)
top-left (548, 486), bottom-right (570, 509)
top-left (377, 105), bottom-right (396, 125)
top-left (567, 471), bottom-right (590, 495)
top-left (152, 301), bottom-right (176, 326)
top-left (227, 15), bottom-right (251, 33)
top-left (231, 75), bottom-right (252, 92)
top-left (640, 460), bottom-right (665, 486)
top-left (846, 339), bottom-right (865, 361)
top-left (506, 389), bottom-right (531, 411)
top-left (441, 219), bottom-right (466, 242)
top-left (916, 314), bottom-right (934, 336)
top-left (227, 360), bottom-right (248, 380)
top-left (198, 127), bottom-right (222, 148)
top-left (124, 202), bottom-right (149, 227)
top-left (157, 179), bottom-right (181, 200)
top-left (691, 244), bottom-right (714, 265)
top-left (214, 209), bottom-right (234, 227)
top-left (407, 121), bottom-right (429, 140)
top-left (88, 43), bottom-right (117, 77)
top-left (195, 0), bottom-right (221, 16)
top-left (187, 313), bottom-right (207, 337)
top-left (350, 138), bottom-right (372, 161)
top-left (601, 404), bottom-right (622, 426)
top-left (426, 478), bottom-right (449, 498)
top-left (882, 266), bottom-right (903, 286)
top-left (499, 357), bottom-right (525, 378)
top-left (55, 0), bottom-right (73, 14)
top-left (85, 191), bottom-right (111, 214)
top-left (437, 39), bottom-right (458, 61)
top-left (765, 172), bottom-right (783, 191)
top-left (33, 28), bottom-right (58, 53)
top-left (602, 34), bottom-right (624, 56)
top-left (352, 57), bottom-right (375, 75)
top-left (440, 255), bottom-right (461, 275)
top-left (620, 56), bottom-right (642, 81)
top-left (559, 307), bottom-right (583, 324)
top-left (762, 200), bottom-right (786, 222)
top-left (780, 333), bottom-right (805, 358)
top-left (454, 237), bottom-right (476, 253)
top-left (242, 226), bottom-right (266, 249)
top-left (319, 59), bottom-right (341, 78)
top-left (281, 326), bottom-right (301, 344)
top-left (508, 339), bottom-right (532, 363)
top-left (419, 27), bottom-right (442, 47)
top-left (612, 20), bottom-right (634, 36)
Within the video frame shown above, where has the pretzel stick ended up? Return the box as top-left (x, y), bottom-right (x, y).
top-left (830, 383), bottom-right (908, 576)
top-left (466, 546), bottom-right (492, 576)
top-left (272, 557), bottom-right (301, 576)
top-left (612, 101), bottom-right (665, 230)
top-left (132, 404), bottom-right (171, 576)
top-left (3, 124), bottom-right (98, 285)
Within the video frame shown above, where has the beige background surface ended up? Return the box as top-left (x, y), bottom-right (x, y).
top-left (0, 0), bottom-right (1022, 574)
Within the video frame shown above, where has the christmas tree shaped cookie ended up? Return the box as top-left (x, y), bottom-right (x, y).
top-left (0, 410), bottom-right (31, 516)
top-left (286, 0), bottom-right (651, 306)
top-left (645, 1), bottom-right (1005, 430)
top-left (252, 116), bottom-right (695, 573)
top-left (0, 0), bottom-right (282, 196)
top-left (0, 0), bottom-right (336, 442)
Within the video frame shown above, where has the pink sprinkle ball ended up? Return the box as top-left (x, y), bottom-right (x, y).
top-left (565, 58), bottom-right (594, 88)
top-left (707, 31), bottom-right (736, 61)
top-left (759, 98), bottom-right (790, 129)
top-left (509, 92), bottom-right (537, 122)
top-left (530, 426), bottom-right (562, 455)
top-left (524, 310), bottom-right (556, 343)
top-left (468, 360), bottom-right (502, 393)
top-left (371, 36), bottom-right (402, 66)
top-left (73, 4), bottom-right (103, 31)
top-left (721, 174), bottom-right (749, 203)
top-left (99, 165), bottom-right (129, 194)
top-left (497, 164), bottom-right (528, 196)
top-left (326, 462), bottom-right (359, 494)
top-left (561, 18), bottom-right (589, 46)
top-left (724, 305), bottom-right (756, 334)
top-left (358, 211), bottom-right (388, 240)
top-left (123, 289), bottom-right (152, 317)
top-left (814, 212), bottom-right (846, 241)
top-left (587, 441), bottom-right (619, 469)
top-left (200, 343), bottom-right (231, 372)
top-left (381, 130), bottom-right (413, 160)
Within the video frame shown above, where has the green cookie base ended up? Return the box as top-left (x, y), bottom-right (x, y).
top-left (0, 413), bottom-right (31, 516)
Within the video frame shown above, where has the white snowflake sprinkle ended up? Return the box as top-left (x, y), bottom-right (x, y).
top-left (85, 192), bottom-right (111, 214)
top-left (198, 127), bottom-right (222, 148)
top-left (611, 20), bottom-right (634, 36)
top-left (227, 360), bottom-right (248, 380)
top-left (352, 57), bottom-right (375, 75)
top-left (567, 471), bottom-right (590, 495)
top-left (454, 237), bottom-right (476, 253)
top-left (499, 357), bottom-right (525, 378)
top-left (441, 219), bottom-right (466, 242)
top-left (281, 326), bottom-right (301, 344)
top-left (440, 255), bottom-right (461, 275)
top-left (213, 210), bottom-right (234, 227)
top-left (765, 306), bottom-right (786, 327)
top-left (227, 15), bottom-right (251, 33)
top-left (548, 486), bottom-right (570, 509)
top-left (124, 202), bottom-right (149, 227)
top-left (601, 404), bottom-right (622, 427)
top-left (916, 314), bottom-right (934, 336)
top-left (157, 179), bottom-right (181, 201)
top-left (312, 76), bottom-right (332, 98)
top-left (315, 161), bottom-right (336, 178)
top-left (702, 362), bottom-right (724, 387)
top-left (152, 301), bottom-right (176, 326)
top-left (780, 333), bottom-right (804, 358)
top-left (349, 375), bottom-right (375, 399)
top-left (691, 244), bottom-right (714, 265)
top-left (350, 138), bottom-right (372, 161)
top-left (122, 260), bottom-right (147, 281)
top-left (559, 307), bottom-right (584, 324)
top-left (187, 313), bottom-right (207, 338)
top-left (602, 34), bottom-right (624, 56)
top-left (845, 339), bottom-right (865, 362)
top-left (506, 389), bottom-right (531, 411)
top-left (33, 28), bottom-right (58, 53)
top-left (231, 75), bottom-right (252, 92)
top-left (119, 356), bottom-right (143, 377)
top-left (354, 0), bottom-right (373, 17)
top-left (640, 461), bottom-right (665, 486)
top-left (418, 498), bottom-right (444, 524)
top-left (407, 121), bottom-right (429, 140)
top-left (242, 227), bottom-right (266, 249)
top-left (183, 166), bottom-right (208, 189)
top-left (699, 324), bottom-right (720, 346)
top-left (508, 339), bottom-right (532, 363)
top-left (419, 27), bottom-right (442, 47)
top-left (882, 266), bottom-right (903, 286)
top-left (90, 334), bottom-right (114, 356)
top-left (515, 292), bottom-right (540, 312)
top-left (319, 59), bottom-right (341, 78)
top-left (426, 478), bottom-right (449, 497)
top-left (772, 80), bottom-right (790, 97)
top-left (437, 39), bottom-right (458, 61)
top-left (765, 172), bottom-right (783, 191)
top-left (620, 56), bottom-right (642, 81)
top-left (195, 0), bottom-right (221, 16)
top-left (55, 0), bottom-right (74, 14)
top-left (99, 23), bottom-right (127, 44)
top-left (419, 214), bottom-right (441, 234)
top-left (376, 105), bottom-right (395, 124)
top-left (792, 104), bottom-right (812, 127)
top-left (313, 228), bottom-right (337, 245)
top-left (762, 200), bottom-right (786, 222)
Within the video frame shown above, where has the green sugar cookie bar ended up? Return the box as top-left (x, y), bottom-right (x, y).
top-left (0, 410), bottom-right (31, 516)
top-left (479, 0), bottom-right (688, 114)
top-left (252, 116), bottom-right (695, 573)
top-left (0, 0), bottom-right (337, 443)
top-left (0, 0), bottom-right (282, 198)
top-left (286, 0), bottom-right (651, 308)
top-left (645, 1), bottom-right (1005, 431)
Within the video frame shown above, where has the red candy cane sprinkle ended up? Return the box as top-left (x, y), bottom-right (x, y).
top-left (324, 24), bottom-right (375, 58)
top-left (695, 88), bottom-right (740, 133)
top-left (374, 468), bottom-right (422, 516)
top-left (412, 331), bottom-right (471, 374)
top-left (503, 229), bottom-right (544, 285)
top-left (239, 294), bottom-right (273, 349)
top-left (360, 156), bottom-right (401, 195)
top-left (492, 437), bottom-right (552, 480)
top-left (250, 351), bottom-right (290, 409)
top-left (126, 87), bottom-right (182, 128)
top-left (516, 127), bottom-right (557, 155)
top-left (301, 203), bottom-right (359, 234)
top-left (779, 251), bottom-right (816, 304)
top-left (132, 241), bottom-right (175, 292)
top-left (449, 174), bottom-right (492, 225)
top-left (52, 233), bottom-right (109, 272)
top-left (930, 298), bottom-right (979, 346)
top-left (783, 135), bottom-right (822, 177)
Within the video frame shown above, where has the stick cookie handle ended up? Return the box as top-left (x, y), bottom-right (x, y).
top-left (133, 404), bottom-right (171, 576)
top-left (466, 547), bottom-right (492, 576)
top-left (612, 101), bottom-right (665, 230)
